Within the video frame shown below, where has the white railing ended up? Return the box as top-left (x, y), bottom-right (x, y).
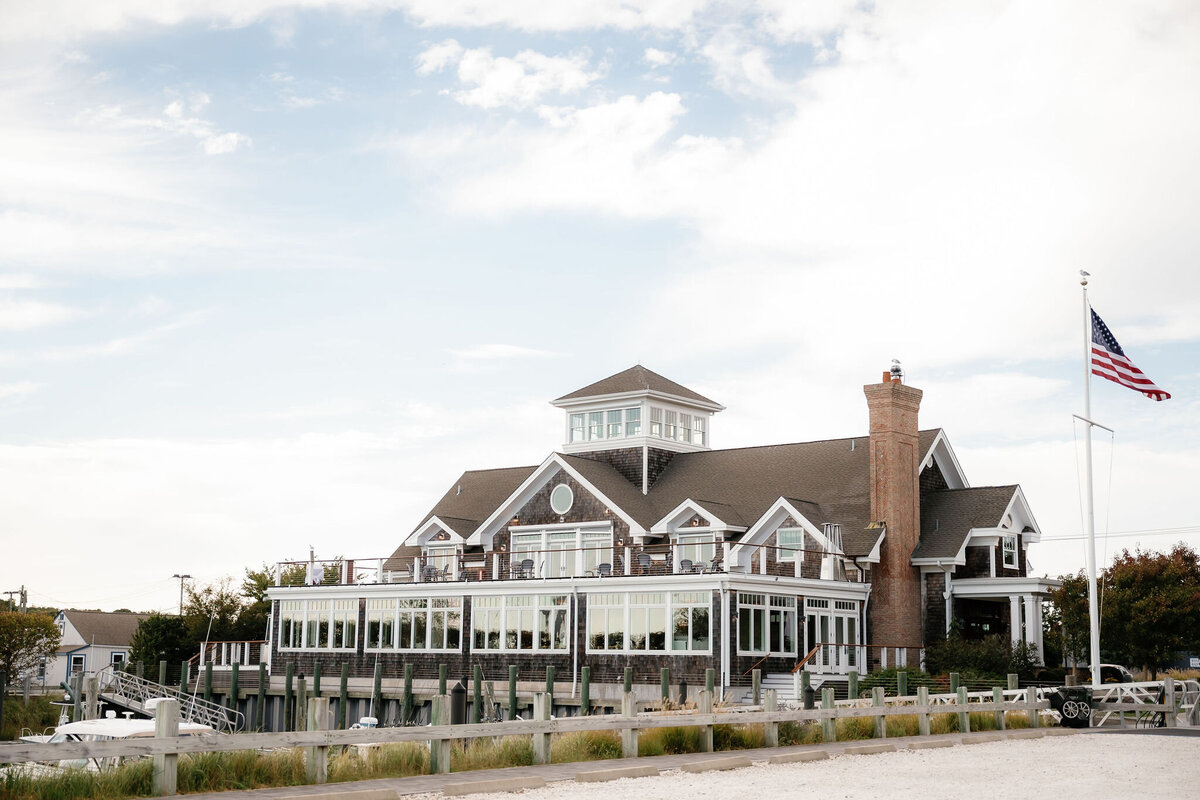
top-left (96, 665), bottom-right (243, 734)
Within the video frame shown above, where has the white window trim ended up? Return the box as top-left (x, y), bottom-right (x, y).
top-left (470, 594), bottom-right (571, 654)
top-left (585, 591), bottom-right (713, 655)
top-left (363, 596), bottom-right (464, 653)
top-left (278, 598), bottom-right (359, 652)
top-left (1002, 534), bottom-right (1019, 569)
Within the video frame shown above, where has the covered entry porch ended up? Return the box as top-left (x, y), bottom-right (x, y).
top-left (948, 577), bottom-right (1061, 665)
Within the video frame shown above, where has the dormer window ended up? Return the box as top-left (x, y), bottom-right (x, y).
top-left (1002, 534), bottom-right (1018, 569)
top-left (571, 407), bottom-right (642, 443)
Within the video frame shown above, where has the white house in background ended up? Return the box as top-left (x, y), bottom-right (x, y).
top-left (42, 610), bottom-right (149, 688)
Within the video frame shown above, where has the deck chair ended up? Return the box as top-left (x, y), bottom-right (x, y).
top-left (679, 558), bottom-right (694, 574)
top-left (596, 562), bottom-right (612, 578)
top-left (636, 552), bottom-right (652, 575)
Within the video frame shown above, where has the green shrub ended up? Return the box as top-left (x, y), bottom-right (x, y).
top-left (856, 668), bottom-right (937, 698)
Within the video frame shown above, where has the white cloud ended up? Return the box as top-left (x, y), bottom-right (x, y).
top-left (0, 296), bottom-right (80, 330)
top-left (75, 92), bottom-right (251, 156)
top-left (643, 47), bottom-right (677, 67)
top-left (416, 40), bottom-right (602, 109)
top-left (700, 28), bottom-right (789, 99)
top-left (0, 310), bottom-right (210, 366)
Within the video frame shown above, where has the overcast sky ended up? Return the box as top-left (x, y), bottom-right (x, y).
top-left (1, 0), bottom-right (1197, 615)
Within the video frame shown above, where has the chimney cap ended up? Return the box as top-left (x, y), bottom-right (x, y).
top-left (889, 359), bottom-right (903, 383)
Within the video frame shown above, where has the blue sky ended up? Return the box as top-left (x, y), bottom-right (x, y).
top-left (1, 0), bottom-right (1198, 613)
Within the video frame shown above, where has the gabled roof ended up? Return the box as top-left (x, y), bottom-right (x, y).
top-left (913, 485), bottom-right (1020, 561)
top-left (406, 429), bottom-right (947, 558)
top-left (410, 465), bottom-right (538, 536)
top-left (61, 610), bottom-right (149, 647)
top-left (552, 365), bottom-right (722, 408)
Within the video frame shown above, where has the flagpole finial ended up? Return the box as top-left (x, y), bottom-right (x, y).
top-left (1079, 269), bottom-right (1090, 286)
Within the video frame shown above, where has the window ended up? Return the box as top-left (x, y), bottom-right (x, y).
top-left (664, 410), bottom-right (677, 440)
top-left (679, 413), bottom-right (692, 443)
top-left (111, 652), bottom-right (126, 668)
top-left (366, 599), bottom-right (395, 649)
top-left (365, 596), bottom-right (462, 651)
top-left (550, 484), bottom-right (574, 515)
top-left (671, 592), bottom-right (710, 652)
top-left (279, 600), bottom-right (303, 648)
top-left (69, 654), bottom-right (85, 675)
top-left (587, 593), bottom-right (626, 651)
top-left (607, 410), bottom-right (623, 438)
top-left (675, 533), bottom-right (715, 565)
top-left (570, 414), bottom-right (586, 443)
top-left (1002, 534), bottom-right (1018, 569)
top-left (330, 599), bottom-right (358, 649)
top-left (305, 600), bottom-right (330, 649)
top-left (625, 407), bottom-right (641, 436)
top-left (692, 416), bottom-right (706, 446)
top-left (426, 546), bottom-right (458, 574)
top-left (629, 593), bottom-right (667, 651)
top-left (587, 591), bottom-right (712, 653)
top-left (650, 408), bottom-right (663, 437)
top-left (738, 593), bottom-right (768, 653)
top-left (509, 526), bottom-right (612, 578)
top-left (588, 412), bottom-right (604, 440)
top-left (472, 595), bottom-right (569, 652)
top-left (777, 528), bottom-right (805, 561)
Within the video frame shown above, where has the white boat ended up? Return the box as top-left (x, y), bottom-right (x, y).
top-left (17, 712), bottom-right (215, 771)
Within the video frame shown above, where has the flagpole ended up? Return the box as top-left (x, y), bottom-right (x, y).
top-left (1080, 272), bottom-right (1102, 689)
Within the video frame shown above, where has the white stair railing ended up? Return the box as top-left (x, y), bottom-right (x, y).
top-left (96, 665), bottom-right (243, 734)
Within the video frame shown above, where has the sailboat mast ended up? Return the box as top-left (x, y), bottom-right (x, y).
top-left (1080, 273), bottom-right (1102, 689)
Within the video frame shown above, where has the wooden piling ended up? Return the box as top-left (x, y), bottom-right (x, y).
top-left (152, 698), bottom-right (179, 796)
top-left (305, 697), bottom-right (330, 784)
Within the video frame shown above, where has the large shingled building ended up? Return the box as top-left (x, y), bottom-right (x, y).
top-left (268, 366), bottom-right (1058, 698)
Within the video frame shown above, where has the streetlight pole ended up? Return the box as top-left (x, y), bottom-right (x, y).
top-left (172, 574), bottom-right (192, 616)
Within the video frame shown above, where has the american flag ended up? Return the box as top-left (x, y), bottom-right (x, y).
top-left (1090, 308), bottom-right (1171, 401)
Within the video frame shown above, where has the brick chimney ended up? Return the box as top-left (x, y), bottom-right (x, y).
top-left (863, 367), bottom-right (924, 664)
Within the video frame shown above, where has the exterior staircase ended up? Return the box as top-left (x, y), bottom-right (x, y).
top-left (96, 666), bottom-right (242, 733)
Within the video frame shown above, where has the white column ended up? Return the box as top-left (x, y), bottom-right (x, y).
top-left (1009, 596), bottom-right (1022, 645)
top-left (1023, 594), bottom-right (1044, 663)
top-left (1022, 595), bottom-right (1036, 646)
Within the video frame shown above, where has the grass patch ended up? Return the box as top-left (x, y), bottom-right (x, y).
top-left (550, 731), bottom-right (622, 763)
top-left (329, 743), bottom-right (428, 782)
top-left (450, 736), bottom-right (533, 772)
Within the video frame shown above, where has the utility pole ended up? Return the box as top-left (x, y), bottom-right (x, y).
top-left (2, 585), bottom-right (26, 612)
top-left (172, 574), bottom-right (192, 616)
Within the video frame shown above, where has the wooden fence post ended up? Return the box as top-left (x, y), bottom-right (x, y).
top-left (257, 664), bottom-right (267, 731)
top-left (338, 664), bottom-right (349, 729)
top-left (372, 662), bottom-right (382, 722)
top-left (1026, 687), bottom-right (1040, 728)
top-left (764, 689), bottom-right (778, 746)
top-left (297, 677), bottom-right (308, 736)
top-left (1164, 676), bottom-right (1177, 728)
top-left (152, 698), bottom-right (179, 796)
top-left (661, 668), bottom-right (670, 702)
top-left (429, 694), bottom-right (450, 774)
top-left (507, 665), bottom-right (517, 720)
top-left (581, 666), bottom-right (591, 715)
top-left (993, 687), bottom-right (1005, 730)
top-left (158, 660), bottom-right (168, 688)
top-left (305, 697), bottom-right (330, 784)
top-left (404, 664), bottom-right (414, 725)
top-left (532, 692), bottom-right (551, 764)
top-left (872, 687), bottom-right (885, 739)
top-left (950, 672), bottom-right (960, 693)
top-left (821, 688), bottom-right (836, 742)
top-left (956, 686), bottom-right (969, 733)
top-left (71, 673), bottom-right (83, 721)
top-left (917, 686), bottom-right (930, 737)
top-left (84, 676), bottom-right (99, 720)
top-left (284, 663), bottom-right (295, 731)
top-left (847, 671), bottom-right (858, 700)
top-left (473, 664), bottom-right (483, 724)
top-left (698, 689), bottom-right (713, 752)
top-left (896, 670), bottom-right (907, 698)
top-left (621, 691), bottom-right (638, 758)
top-left (1007, 673), bottom-right (1019, 691)
top-left (752, 669), bottom-right (761, 705)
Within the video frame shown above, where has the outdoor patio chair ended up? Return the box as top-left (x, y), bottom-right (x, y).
top-left (636, 552), bottom-right (652, 575)
top-left (595, 562), bottom-right (612, 578)
top-left (679, 558), bottom-right (694, 574)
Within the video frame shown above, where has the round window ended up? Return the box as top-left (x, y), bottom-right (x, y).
top-left (550, 483), bottom-right (574, 515)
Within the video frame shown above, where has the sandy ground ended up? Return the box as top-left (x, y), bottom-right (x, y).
top-left (411, 735), bottom-right (1200, 800)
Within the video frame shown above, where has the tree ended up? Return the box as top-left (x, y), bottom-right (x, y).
top-left (1047, 572), bottom-right (1091, 670)
top-left (1102, 544), bottom-right (1200, 677)
top-left (128, 613), bottom-right (192, 667)
top-left (1050, 543), bottom-right (1200, 677)
top-left (0, 612), bottom-right (61, 683)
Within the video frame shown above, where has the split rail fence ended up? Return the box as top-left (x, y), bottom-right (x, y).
top-left (1, 688), bottom-right (1065, 796)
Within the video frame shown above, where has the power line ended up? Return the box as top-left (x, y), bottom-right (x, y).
top-left (1041, 525), bottom-right (1200, 542)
